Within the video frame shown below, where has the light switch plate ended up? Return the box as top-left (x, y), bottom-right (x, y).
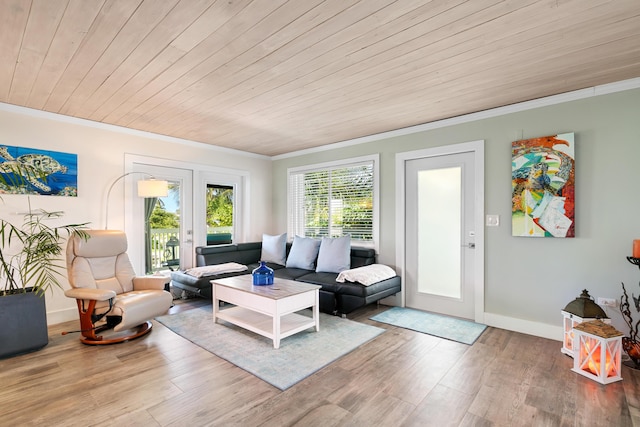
top-left (486, 214), bottom-right (500, 226)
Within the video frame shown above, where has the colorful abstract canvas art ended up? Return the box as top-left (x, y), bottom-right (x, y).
top-left (0, 145), bottom-right (78, 196)
top-left (512, 133), bottom-right (575, 237)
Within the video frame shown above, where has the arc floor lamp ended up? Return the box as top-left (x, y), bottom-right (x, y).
top-left (105, 172), bottom-right (168, 229)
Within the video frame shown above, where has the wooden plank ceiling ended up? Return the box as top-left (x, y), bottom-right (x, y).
top-left (1, 0), bottom-right (640, 156)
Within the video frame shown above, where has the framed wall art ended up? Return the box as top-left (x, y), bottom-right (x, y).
top-left (0, 145), bottom-right (78, 196)
top-left (512, 133), bottom-right (575, 237)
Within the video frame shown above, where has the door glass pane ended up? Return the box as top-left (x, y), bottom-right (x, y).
top-left (417, 167), bottom-right (461, 298)
top-left (206, 184), bottom-right (234, 245)
top-left (147, 181), bottom-right (180, 273)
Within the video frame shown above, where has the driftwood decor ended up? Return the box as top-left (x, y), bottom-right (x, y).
top-left (620, 280), bottom-right (640, 368)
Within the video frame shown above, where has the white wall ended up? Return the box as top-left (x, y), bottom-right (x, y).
top-left (0, 104), bottom-right (273, 325)
top-left (271, 83), bottom-right (640, 340)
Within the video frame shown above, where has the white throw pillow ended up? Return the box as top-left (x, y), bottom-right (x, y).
top-left (286, 236), bottom-right (321, 270)
top-left (261, 233), bottom-right (287, 266)
top-left (315, 235), bottom-right (351, 273)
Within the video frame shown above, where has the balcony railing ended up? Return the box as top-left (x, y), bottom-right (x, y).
top-left (149, 228), bottom-right (179, 272)
top-left (148, 227), bottom-right (233, 272)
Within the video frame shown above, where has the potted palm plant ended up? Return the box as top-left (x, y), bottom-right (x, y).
top-left (0, 205), bottom-right (88, 358)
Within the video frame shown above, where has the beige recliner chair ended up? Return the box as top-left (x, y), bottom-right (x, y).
top-left (65, 229), bottom-right (173, 345)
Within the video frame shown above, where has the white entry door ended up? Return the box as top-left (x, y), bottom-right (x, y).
top-left (404, 150), bottom-right (478, 320)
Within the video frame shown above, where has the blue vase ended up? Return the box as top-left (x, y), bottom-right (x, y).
top-left (252, 261), bottom-right (274, 286)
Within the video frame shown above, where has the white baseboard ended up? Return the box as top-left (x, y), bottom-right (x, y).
top-left (483, 312), bottom-right (563, 342)
top-left (377, 300), bottom-right (563, 342)
top-left (47, 308), bottom-right (78, 325)
top-left (379, 294), bottom-right (402, 306)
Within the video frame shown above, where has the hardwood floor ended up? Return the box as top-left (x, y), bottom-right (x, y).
top-left (1, 299), bottom-right (639, 427)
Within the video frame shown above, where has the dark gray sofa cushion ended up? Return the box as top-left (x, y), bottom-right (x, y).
top-left (170, 270), bottom-right (249, 299)
top-left (336, 276), bottom-right (402, 297)
top-left (297, 272), bottom-right (401, 297)
top-left (196, 242), bottom-right (261, 266)
top-left (294, 272), bottom-right (341, 292)
top-left (274, 267), bottom-right (312, 281)
top-left (350, 247), bottom-right (375, 267)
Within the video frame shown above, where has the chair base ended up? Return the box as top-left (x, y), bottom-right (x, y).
top-left (80, 321), bottom-right (153, 345)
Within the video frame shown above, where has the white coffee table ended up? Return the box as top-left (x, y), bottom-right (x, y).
top-left (211, 275), bottom-right (321, 349)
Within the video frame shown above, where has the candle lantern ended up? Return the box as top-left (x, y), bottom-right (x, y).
top-left (572, 320), bottom-right (623, 384)
top-left (561, 289), bottom-right (608, 357)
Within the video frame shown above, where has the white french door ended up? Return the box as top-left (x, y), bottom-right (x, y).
top-left (397, 141), bottom-right (484, 322)
top-left (127, 164), bottom-right (193, 275)
top-left (124, 154), bottom-right (250, 274)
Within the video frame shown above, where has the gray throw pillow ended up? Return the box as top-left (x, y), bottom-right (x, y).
top-left (316, 235), bottom-right (351, 273)
top-left (261, 233), bottom-right (287, 266)
top-left (286, 236), bottom-right (321, 270)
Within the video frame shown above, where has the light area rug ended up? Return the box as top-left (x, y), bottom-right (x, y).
top-left (156, 306), bottom-right (384, 390)
top-left (370, 306), bottom-right (487, 345)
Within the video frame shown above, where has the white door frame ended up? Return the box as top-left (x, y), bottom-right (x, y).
top-left (124, 154), bottom-right (250, 273)
top-left (395, 140), bottom-right (485, 323)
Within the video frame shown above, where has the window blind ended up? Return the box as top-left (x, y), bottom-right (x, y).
top-left (288, 160), bottom-right (374, 242)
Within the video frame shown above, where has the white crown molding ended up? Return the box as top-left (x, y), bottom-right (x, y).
top-left (0, 102), bottom-right (270, 160)
top-left (273, 77), bottom-right (640, 160)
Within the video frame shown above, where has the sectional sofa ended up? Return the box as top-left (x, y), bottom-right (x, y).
top-left (170, 238), bottom-right (401, 316)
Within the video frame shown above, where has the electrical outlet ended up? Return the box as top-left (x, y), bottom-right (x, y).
top-left (597, 297), bottom-right (617, 307)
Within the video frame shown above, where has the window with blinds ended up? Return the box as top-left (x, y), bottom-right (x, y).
top-left (288, 156), bottom-right (377, 244)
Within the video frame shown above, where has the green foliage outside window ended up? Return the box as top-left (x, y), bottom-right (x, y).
top-left (206, 185), bottom-right (233, 228)
top-left (149, 203), bottom-right (179, 229)
top-left (303, 165), bottom-right (373, 240)
top-left (149, 184), bottom-right (180, 230)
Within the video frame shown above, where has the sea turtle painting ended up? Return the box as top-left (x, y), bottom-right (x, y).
top-left (0, 146), bottom-right (77, 195)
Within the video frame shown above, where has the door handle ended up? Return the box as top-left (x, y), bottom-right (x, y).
top-left (466, 243), bottom-right (475, 249)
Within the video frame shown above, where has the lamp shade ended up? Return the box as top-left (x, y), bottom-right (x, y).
top-left (137, 179), bottom-right (168, 198)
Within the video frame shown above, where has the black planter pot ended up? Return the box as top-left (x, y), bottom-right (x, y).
top-left (0, 289), bottom-right (48, 358)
